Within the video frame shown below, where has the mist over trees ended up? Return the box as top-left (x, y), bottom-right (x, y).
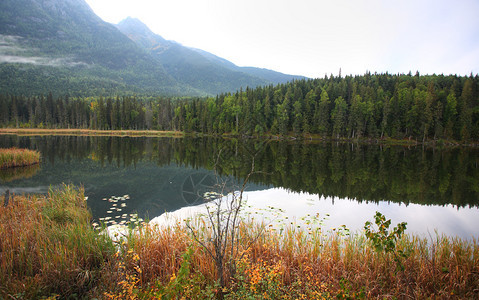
top-left (1, 72), bottom-right (478, 142)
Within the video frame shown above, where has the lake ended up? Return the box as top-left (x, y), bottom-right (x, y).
top-left (1, 135), bottom-right (478, 239)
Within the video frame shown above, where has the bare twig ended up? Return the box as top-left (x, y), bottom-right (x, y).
top-left (184, 140), bottom-right (273, 292)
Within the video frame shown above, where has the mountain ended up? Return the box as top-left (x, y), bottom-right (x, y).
top-left (187, 47), bottom-right (303, 84)
top-left (0, 0), bottom-right (304, 97)
top-left (0, 0), bottom-right (200, 96)
top-left (116, 17), bottom-right (305, 95)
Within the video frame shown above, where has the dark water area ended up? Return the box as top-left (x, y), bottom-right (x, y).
top-left (1, 135), bottom-right (478, 238)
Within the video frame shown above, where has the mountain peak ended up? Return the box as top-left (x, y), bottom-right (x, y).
top-left (0, 0), bottom-right (304, 96)
top-left (116, 17), bottom-right (169, 50)
top-left (0, 0), bottom-right (188, 96)
top-left (117, 17), bottom-right (149, 32)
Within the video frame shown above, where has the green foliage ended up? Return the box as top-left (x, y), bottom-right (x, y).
top-left (335, 278), bottom-right (366, 300)
top-left (364, 211), bottom-right (408, 271)
top-left (226, 253), bottom-right (284, 299)
top-left (2, 73), bottom-right (479, 142)
top-left (141, 247), bottom-right (216, 299)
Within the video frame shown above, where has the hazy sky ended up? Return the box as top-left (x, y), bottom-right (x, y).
top-left (84, 0), bottom-right (479, 78)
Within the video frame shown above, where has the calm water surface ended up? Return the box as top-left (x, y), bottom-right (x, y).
top-left (1, 135), bottom-right (478, 239)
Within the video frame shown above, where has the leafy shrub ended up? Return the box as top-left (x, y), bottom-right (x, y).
top-left (364, 211), bottom-right (408, 271)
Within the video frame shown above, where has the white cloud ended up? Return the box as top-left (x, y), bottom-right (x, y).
top-left (0, 35), bottom-right (22, 45)
top-left (0, 34), bottom-right (88, 67)
top-left (0, 53), bottom-right (88, 67)
top-left (0, 55), bottom-right (42, 64)
top-left (0, 55), bottom-right (88, 67)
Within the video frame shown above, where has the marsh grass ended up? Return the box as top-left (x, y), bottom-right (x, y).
top-left (0, 184), bottom-right (115, 299)
top-left (0, 147), bottom-right (40, 169)
top-left (104, 218), bottom-right (479, 299)
top-left (1, 188), bottom-right (478, 299)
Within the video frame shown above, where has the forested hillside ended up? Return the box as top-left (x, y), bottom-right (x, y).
top-left (1, 72), bottom-right (478, 142)
top-left (0, 0), bottom-right (302, 96)
top-left (0, 0), bottom-right (191, 96)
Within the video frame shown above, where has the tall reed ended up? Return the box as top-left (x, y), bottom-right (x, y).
top-left (0, 184), bottom-right (115, 299)
top-left (0, 147), bottom-right (40, 169)
top-left (1, 187), bottom-right (477, 299)
top-left (106, 216), bottom-right (478, 299)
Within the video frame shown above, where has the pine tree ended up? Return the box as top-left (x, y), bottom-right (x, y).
top-left (315, 89), bottom-right (331, 136)
top-left (332, 96), bottom-right (347, 138)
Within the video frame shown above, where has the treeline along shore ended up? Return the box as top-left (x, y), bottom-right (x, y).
top-left (1, 72), bottom-right (478, 143)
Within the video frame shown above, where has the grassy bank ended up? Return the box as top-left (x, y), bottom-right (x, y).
top-left (0, 128), bottom-right (184, 137)
top-left (0, 148), bottom-right (41, 169)
top-left (0, 185), bottom-right (116, 299)
top-left (2, 128), bottom-right (474, 148)
top-left (1, 186), bottom-right (478, 299)
top-left (103, 221), bottom-right (479, 299)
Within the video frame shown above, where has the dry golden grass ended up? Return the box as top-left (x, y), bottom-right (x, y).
top-left (0, 128), bottom-right (184, 137)
top-left (103, 220), bottom-right (479, 299)
top-left (2, 187), bottom-right (478, 299)
top-left (0, 185), bottom-right (115, 299)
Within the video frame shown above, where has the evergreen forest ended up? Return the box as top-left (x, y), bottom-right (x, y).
top-left (1, 72), bottom-right (479, 142)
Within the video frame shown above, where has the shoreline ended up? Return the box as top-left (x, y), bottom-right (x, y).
top-left (0, 128), bottom-right (184, 137)
top-left (1, 128), bottom-right (477, 147)
top-left (2, 183), bottom-right (478, 298)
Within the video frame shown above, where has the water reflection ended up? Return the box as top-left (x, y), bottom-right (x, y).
top-left (0, 164), bottom-right (40, 182)
top-left (0, 135), bottom-right (478, 238)
top-left (241, 188), bottom-right (479, 240)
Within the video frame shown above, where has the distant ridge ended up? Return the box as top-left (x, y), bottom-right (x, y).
top-left (116, 17), bottom-right (305, 95)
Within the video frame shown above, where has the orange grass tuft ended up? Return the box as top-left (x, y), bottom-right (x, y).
top-left (0, 147), bottom-right (40, 169)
